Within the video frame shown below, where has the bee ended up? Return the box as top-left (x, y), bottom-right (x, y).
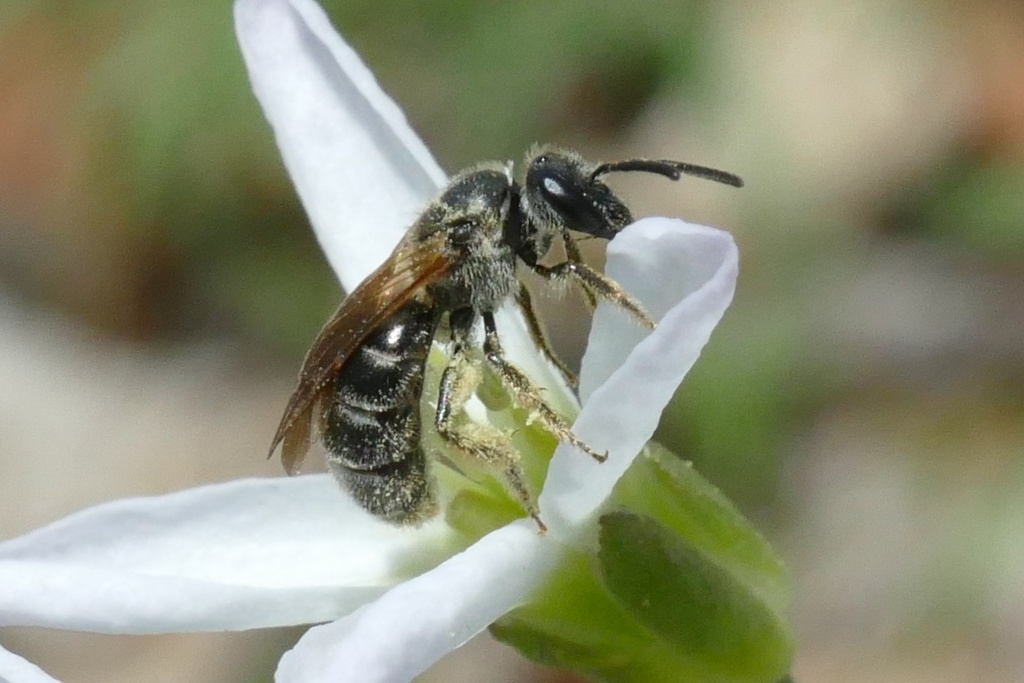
top-left (268, 146), bottom-right (742, 531)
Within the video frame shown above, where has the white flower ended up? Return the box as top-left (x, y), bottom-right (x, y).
top-left (0, 0), bottom-right (738, 680)
top-left (0, 643), bottom-right (58, 683)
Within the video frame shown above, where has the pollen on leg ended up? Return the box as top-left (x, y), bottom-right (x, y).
top-left (482, 312), bottom-right (608, 465)
top-left (435, 341), bottom-right (545, 531)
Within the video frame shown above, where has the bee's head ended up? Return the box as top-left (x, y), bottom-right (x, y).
top-left (515, 145), bottom-right (744, 265)
top-left (522, 148), bottom-right (629, 244)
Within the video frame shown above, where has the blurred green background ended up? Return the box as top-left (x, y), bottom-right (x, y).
top-left (1, 0), bottom-right (1022, 681)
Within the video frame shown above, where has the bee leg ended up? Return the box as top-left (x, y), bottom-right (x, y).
top-left (515, 282), bottom-right (579, 389)
top-left (436, 314), bottom-right (546, 532)
top-left (530, 257), bottom-right (656, 330)
top-left (481, 312), bottom-right (608, 465)
top-left (562, 232), bottom-right (598, 310)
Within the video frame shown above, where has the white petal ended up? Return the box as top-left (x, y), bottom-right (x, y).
top-left (0, 477), bottom-right (458, 632)
top-left (276, 521), bottom-right (556, 682)
top-left (234, 0), bottom-right (574, 406)
top-left (234, 0), bottom-right (446, 289)
top-left (0, 644), bottom-right (59, 683)
top-left (540, 219), bottom-right (738, 533)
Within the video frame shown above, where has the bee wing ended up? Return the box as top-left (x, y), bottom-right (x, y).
top-left (270, 231), bottom-right (452, 474)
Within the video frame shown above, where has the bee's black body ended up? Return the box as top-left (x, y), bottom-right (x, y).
top-left (271, 147), bottom-right (742, 527)
top-left (322, 299), bottom-right (441, 522)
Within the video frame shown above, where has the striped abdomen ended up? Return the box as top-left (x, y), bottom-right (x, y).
top-left (321, 299), bottom-right (441, 523)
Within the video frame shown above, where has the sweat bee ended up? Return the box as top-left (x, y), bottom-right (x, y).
top-left (268, 146), bottom-right (742, 530)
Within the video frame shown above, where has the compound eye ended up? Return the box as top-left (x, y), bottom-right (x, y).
top-left (542, 176), bottom-right (567, 198)
top-left (532, 167), bottom-right (625, 239)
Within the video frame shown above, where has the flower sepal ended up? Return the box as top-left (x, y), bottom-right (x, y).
top-left (491, 443), bottom-right (795, 683)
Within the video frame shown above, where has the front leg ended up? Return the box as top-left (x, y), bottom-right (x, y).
top-left (530, 258), bottom-right (656, 330)
top-left (515, 282), bottom-right (578, 389)
top-left (562, 232), bottom-right (598, 310)
top-left (481, 312), bottom-right (607, 464)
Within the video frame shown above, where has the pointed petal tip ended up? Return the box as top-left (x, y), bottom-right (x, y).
top-left (233, 0), bottom-right (447, 288)
top-left (233, 0), bottom-right (289, 43)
